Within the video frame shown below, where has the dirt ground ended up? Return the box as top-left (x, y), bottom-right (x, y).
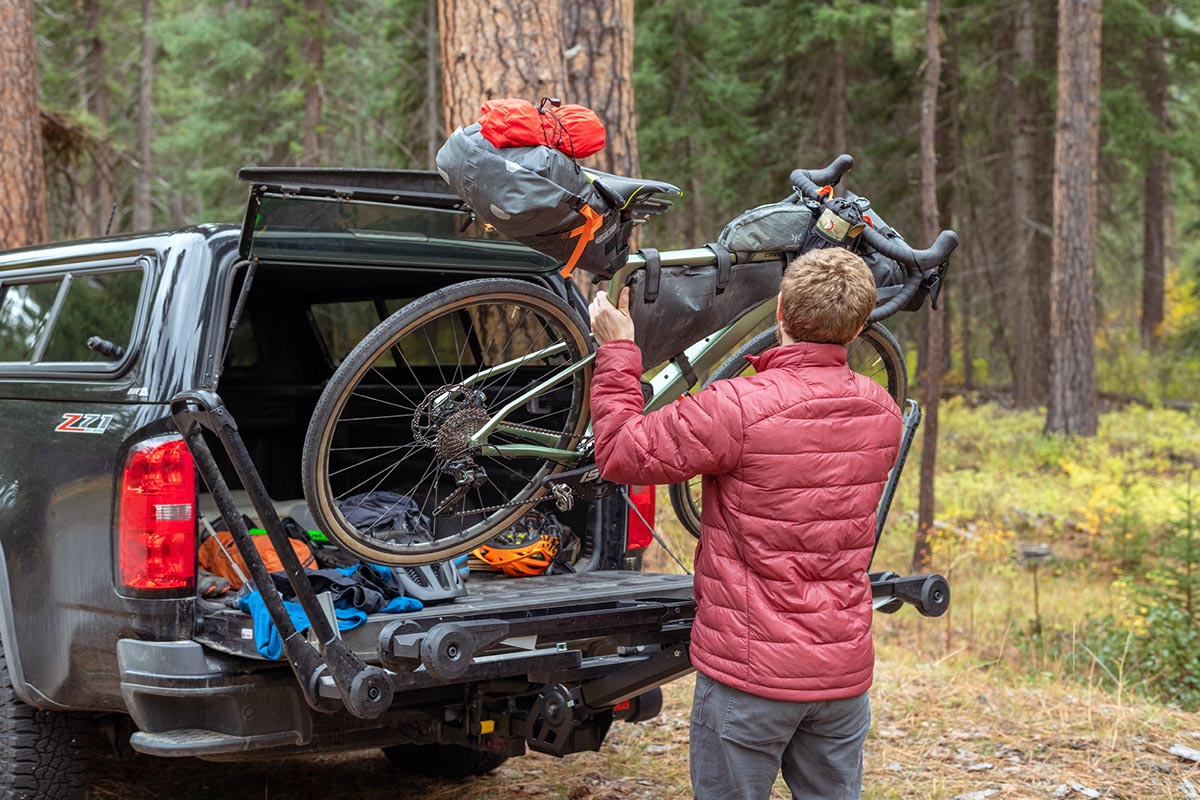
top-left (86, 654), bottom-right (1200, 800)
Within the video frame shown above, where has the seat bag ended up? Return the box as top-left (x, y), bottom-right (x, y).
top-left (436, 124), bottom-right (623, 277)
top-left (477, 98), bottom-right (606, 158)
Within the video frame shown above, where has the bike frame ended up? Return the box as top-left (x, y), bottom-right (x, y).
top-left (464, 248), bottom-right (785, 464)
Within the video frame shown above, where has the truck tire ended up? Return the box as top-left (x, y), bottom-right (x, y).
top-left (381, 742), bottom-right (509, 779)
top-left (0, 637), bottom-right (88, 800)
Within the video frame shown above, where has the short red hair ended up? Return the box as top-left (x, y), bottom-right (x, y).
top-left (778, 249), bottom-right (876, 344)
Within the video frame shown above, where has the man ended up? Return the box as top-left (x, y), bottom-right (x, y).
top-left (588, 248), bottom-right (902, 800)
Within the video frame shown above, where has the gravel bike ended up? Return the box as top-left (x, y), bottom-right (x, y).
top-left (298, 155), bottom-right (958, 565)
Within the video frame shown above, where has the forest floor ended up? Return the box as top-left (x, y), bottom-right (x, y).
top-left (85, 400), bottom-right (1200, 799)
top-left (85, 653), bottom-right (1200, 799)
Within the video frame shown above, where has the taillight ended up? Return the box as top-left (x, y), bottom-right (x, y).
top-left (626, 484), bottom-right (655, 551)
top-left (118, 436), bottom-right (196, 592)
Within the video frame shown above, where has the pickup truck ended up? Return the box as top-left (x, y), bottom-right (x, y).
top-left (0, 169), bottom-right (695, 799)
top-left (0, 168), bottom-right (947, 800)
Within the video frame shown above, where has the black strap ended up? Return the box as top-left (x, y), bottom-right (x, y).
top-left (672, 352), bottom-right (699, 388)
top-left (707, 242), bottom-right (733, 293)
top-left (640, 247), bottom-right (661, 303)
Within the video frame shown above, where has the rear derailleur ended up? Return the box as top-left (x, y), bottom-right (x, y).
top-left (432, 455), bottom-right (486, 516)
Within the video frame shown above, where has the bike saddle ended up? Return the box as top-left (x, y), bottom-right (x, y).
top-left (583, 168), bottom-right (683, 210)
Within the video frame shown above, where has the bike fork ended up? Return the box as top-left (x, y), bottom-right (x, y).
top-left (870, 399), bottom-right (922, 569)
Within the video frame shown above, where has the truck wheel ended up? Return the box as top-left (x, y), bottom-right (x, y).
top-left (381, 742), bottom-right (509, 778)
top-left (0, 637), bottom-right (88, 800)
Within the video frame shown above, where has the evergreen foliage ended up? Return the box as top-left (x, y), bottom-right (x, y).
top-left (28, 0), bottom-right (1200, 404)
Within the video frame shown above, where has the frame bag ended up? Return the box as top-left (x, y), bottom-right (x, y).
top-left (436, 123), bottom-right (624, 277)
top-left (628, 245), bottom-right (783, 373)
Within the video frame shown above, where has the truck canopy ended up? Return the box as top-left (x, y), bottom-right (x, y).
top-left (237, 167), bottom-right (560, 273)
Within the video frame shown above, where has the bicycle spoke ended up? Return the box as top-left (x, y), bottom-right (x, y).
top-left (422, 325), bottom-right (449, 387)
top-left (364, 490), bottom-right (423, 538)
top-left (485, 314), bottom-right (552, 401)
top-left (328, 442), bottom-right (421, 478)
top-left (337, 456), bottom-right (408, 511)
top-left (331, 444), bottom-right (416, 452)
top-left (366, 366), bottom-right (420, 408)
top-left (477, 307), bottom-right (535, 398)
top-left (336, 412), bottom-right (412, 423)
top-left (350, 390), bottom-right (417, 412)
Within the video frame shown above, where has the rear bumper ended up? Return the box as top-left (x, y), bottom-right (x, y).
top-left (120, 572), bottom-right (696, 759)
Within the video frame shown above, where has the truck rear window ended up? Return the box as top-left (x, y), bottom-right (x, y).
top-left (0, 279), bottom-right (62, 361)
top-left (0, 266), bottom-right (145, 369)
top-left (42, 271), bottom-right (142, 362)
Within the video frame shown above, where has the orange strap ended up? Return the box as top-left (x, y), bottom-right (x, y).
top-left (559, 204), bottom-right (605, 278)
top-left (818, 184), bottom-right (834, 200)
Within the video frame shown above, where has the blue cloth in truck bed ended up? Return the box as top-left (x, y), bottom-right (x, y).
top-left (238, 564), bottom-right (423, 659)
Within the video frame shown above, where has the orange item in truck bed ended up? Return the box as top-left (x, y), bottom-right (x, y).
top-left (198, 529), bottom-right (316, 590)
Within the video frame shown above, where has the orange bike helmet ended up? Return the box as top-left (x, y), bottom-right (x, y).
top-left (472, 510), bottom-right (562, 577)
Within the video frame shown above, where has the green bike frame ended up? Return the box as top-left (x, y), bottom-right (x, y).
top-left (466, 248), bottom-right (784, 465)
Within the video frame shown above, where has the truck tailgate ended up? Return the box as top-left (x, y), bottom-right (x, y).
top-left (196, 571), bottom-right (693, 663)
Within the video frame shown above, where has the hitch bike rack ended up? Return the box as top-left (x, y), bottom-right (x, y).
top-left (170, 390), bottom-right (699, 721)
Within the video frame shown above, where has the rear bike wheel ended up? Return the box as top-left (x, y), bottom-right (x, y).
top-left (668, 323), bottom-right (907, 538)
top-left (302, 278), bottom-right (593, 565)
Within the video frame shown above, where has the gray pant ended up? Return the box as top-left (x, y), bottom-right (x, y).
top-left (689, 671), bottom-right (870, 800)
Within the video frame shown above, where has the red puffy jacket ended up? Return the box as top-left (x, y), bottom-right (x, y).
top-left (591, 339), bottom-right (902, 702)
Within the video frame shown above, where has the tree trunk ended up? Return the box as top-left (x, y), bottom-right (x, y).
top-left (1011, 0), bottom-right (1050, 407)
top-left (83, 0), bottom-right (113, 237)
top-left (1141, 4), bottom-right (1167, 350)
top-left (913, 0), bottom-right (942, 573)
top-left (133, 0), bottom-right (154, 231)
top-left (1033, 0), bottom-right (1056, 393)
top-left (990, 12), bottom-right (1017, 388)
top-left (562, 0), bottom-right (638, 178)
top-left (562, 0), bottom-right (638, 299)
top-left (438, 0), bottom-right (568, 134)
top-left (938, 24), bottom-right (957, 380)
top-left (1045, 0), bottom-right (1101, 437)
top-left (425, 0), bottom-right (440, 168)
top-left (300, 0), bottom-right (325, 167)
top-left (0, 0), bottom-right (48, 248)
top-left (832, 47), bottom-right (848, 157)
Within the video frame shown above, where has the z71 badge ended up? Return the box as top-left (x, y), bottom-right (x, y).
top-left (55, 413), bottom-right (114, 434)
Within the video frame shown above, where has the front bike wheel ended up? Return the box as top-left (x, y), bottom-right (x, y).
top-left (668, 323), bottom-right (907, 538)
top-left (302, 278), bottom-right (593, 565)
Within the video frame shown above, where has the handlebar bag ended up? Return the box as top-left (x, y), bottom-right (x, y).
top-left (843, 192), bottom-right (905, 292)
top-left (436, 123), bottom-right (624, 277)
top-left (627, 250), bottom-right (783, 373)
top-left (719, 193), bottom-right (907, 308)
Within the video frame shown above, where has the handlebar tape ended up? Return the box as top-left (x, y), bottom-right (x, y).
top-left (790, 155), bottom-right (959, 271)
top-left (790, 154), bottom-right (855, 190)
